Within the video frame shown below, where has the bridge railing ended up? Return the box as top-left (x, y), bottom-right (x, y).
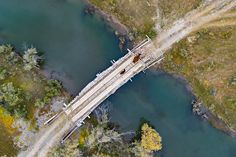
top-left (130, 35), bottom-right (151, 52)
top-left (64, 52), bottom-right (133, 110)
top-left (64, 37), bottom-right (153, 111)
top-left (71, 61), bottom-right (146, 123)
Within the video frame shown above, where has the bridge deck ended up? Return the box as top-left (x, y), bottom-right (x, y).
top-left (63, 40), bottom-right (163, 125)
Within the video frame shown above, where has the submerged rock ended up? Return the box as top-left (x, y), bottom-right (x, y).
top-left (84, 6), bottom-right (95, 16)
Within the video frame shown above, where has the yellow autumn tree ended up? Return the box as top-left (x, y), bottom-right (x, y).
top-left (141, 123), bottom-right (162, 152)
top-left (0, 107), bottom-right (15, 134)
top-left (78, 128), bottom-right (89, 147)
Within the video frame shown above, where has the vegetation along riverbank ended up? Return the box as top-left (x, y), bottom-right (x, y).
top-left (86, 0), bottom-right (236, 136)
top-left (0, 45), bottom-right (69, 156)
top-left (48, 106), bottom-right (162, 157)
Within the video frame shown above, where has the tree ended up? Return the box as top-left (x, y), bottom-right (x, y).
top-left (132, 141), bottom-right (150, 157)
top-left (48, 141), bottom-right (81, 157)
top-left (45, 80), bottom-right (62, 97)
top-left (141, 123), bottom-right (162, 152)
top-left (132, 123), bottom-right (162, 157)
top-left (34, 79), bottom-right (62, 107)
top-left (0, 45), bottom-right (13, 54)
top-left (0, 82), bottom-right (26, 117)
top-left (23, 47), bottom-right (41, 71)
top-left (0, 82), bottom-right (23, 107)
top-left (0, 68), bottom-right (7, 80)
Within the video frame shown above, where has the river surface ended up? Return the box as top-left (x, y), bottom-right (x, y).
top-left (0, 0), bottom-right (235, 156)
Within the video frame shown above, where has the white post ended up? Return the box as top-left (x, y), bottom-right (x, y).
top-left (146, 35), bottom-right (151, 41)
top-left (127, 49), bottom-right (133, 54)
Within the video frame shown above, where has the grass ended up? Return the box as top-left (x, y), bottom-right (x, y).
top-left (161, 26), bottom-right (236, 131)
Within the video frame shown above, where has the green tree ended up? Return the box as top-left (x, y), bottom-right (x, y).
top-left (0, 45), bottom-right (13, 54)
top-left (0, 82), bottom-right (23, 107)
top-left (0, 68), bottom-right (7, 80)
top-left (45, 79), bottom-right (62, 97)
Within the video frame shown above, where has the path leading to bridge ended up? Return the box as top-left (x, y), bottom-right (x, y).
top-left (20, 1), bottom-right (236, 156)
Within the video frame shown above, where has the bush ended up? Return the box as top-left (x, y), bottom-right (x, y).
top-left (0, 68), bottom-right (7, 80)
top-left (34, 79), bottom-right (62, 107)
top-left (45, 80), bottom-right (62, 97)
top-left (0, 45), bottom-right (13, 54)
top-left (34, 99), bottom-right (45, 108)
top-left (0, 82), bottom-right (23, 107)
top-left (0, 82), bottom-right (27, 117)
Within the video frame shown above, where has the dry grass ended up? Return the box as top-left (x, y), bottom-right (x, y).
top-left (204, 9), bottom-right (236, 28)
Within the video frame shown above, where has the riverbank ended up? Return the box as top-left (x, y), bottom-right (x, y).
top-left (85, 0), bottom-right (236, 138)
top-left (82, 0), bottom-right (132, 51)
top-left (152, 69), bottom-right (236, 138)
top-left (83, 0), bottom-right (128, 36)
top-left (172, 74), bottom-right (236, 138)
top-left (160, 26), bottom-right (236, 136)
top-left (168, 72), bottom-right (236, 138)
top-left (86, 0), bottom-right (158, 42)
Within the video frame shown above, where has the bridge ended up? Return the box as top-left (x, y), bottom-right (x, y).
top-left (22, 1), bottom-right (236, 156)
top-left (44, 36), bottom-right (164, 142)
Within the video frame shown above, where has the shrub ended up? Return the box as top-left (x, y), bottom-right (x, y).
top-left (34, 99), bottom-right (45, 108)
top-left (34, 79), bottom-right (62, 107)
top-left (0, 68), bottom-right (7, 80)
top-left (0, 45), bottom-right (13, 54)
top-left (0, 82), bottom-right (27, 117)
top-left (0, 82), bottom-right (23, 107)
top-left (45, 79), bottom-right (62, 97)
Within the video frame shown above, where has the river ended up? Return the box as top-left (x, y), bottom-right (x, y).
top-left (0, 0), bottom-right (235, 156)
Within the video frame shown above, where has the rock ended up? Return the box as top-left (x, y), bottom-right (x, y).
top-left (84, 6), bottom-right (95, 16)
top-left (192, 101), bottom-right (204, 115)
top-left (202, 114), bottom-right (209, 119)
top-left (115, 31), bottom-right (119, 36)
top-left (118, 36), bottom-right (126, 50)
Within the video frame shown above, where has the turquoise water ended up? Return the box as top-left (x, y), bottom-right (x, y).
top-left (109, 72), bottom-right (236, 157)
top-left (0, 0), bottom-right (122, 94)
top-left (0, 0), bottom-right (235, 156)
